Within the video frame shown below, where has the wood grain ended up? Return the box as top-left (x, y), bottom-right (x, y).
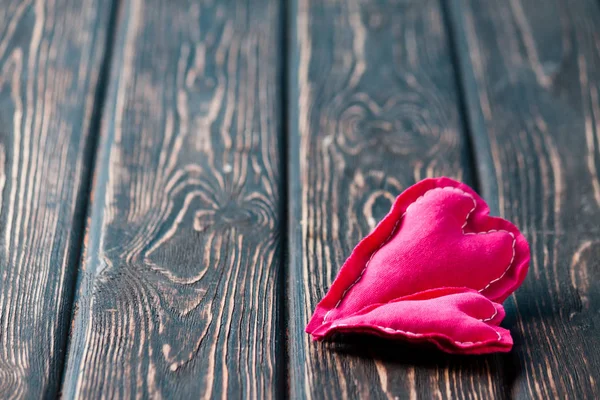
top-left (0, 0), bottom-right (114, 397)
top-left (286, 0), bottom-right (507, 398)
top-left (61, 0), bottom-right (284, 397)
top-left (448, 0), bottom-right (600, 397)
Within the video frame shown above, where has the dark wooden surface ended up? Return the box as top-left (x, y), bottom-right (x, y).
top-left (286, 0), bottom-right (508, 398)
top-left (448, 0), bottom-right (600, 397)
top-left (61, 0), bottom-right (284, 398)
top-left (0, 0), bottom-right (599, 398)
top-left (0, 0), bottom-right (114, 397)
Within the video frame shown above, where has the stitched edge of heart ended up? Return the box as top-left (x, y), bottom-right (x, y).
top-left (311, 287), bottom-right (511, 352)
top-left (307, 177), bottom-right (530, 333)
top-left (322, 186), bottom-right (514, 324)
top-left (317, 322), bottom-right (512, 354)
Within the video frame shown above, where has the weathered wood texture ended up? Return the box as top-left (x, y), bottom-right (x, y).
top-left (0, 0), bottom-right (113, 397)
top-left (449, 0), bottom-right (600, 397)
top-left (286, 0), bottom-right (510, 398)
top-left (61, 0), bottom-right (284, 397)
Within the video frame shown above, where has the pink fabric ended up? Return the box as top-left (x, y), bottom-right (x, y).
top-left (306, 177), bottom-right (529, 354)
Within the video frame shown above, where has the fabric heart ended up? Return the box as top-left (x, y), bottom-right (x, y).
top-left (306, 177), bottom-right (530, 354)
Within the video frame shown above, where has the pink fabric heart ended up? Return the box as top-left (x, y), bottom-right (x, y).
top-left (306, 177), bottom-right (529, 354)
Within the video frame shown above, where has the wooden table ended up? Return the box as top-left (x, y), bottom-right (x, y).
top-left (1, 0), bottom-right (599, 398)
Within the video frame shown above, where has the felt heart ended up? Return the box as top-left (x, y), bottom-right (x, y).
top-left (306, 177), bottom-right (529, 354)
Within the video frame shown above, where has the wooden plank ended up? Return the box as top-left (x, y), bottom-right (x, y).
top-left (287, 0), bottom-right (508, 398)
top-left (0, 0), bottom-right (114, 397)
top-left (61, 0), bottom-right (284, 397)
top-left (448, 0), bottom-right (600, 397)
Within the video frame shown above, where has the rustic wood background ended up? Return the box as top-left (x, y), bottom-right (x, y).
top-left (0, 0), bottom-right (598, 398)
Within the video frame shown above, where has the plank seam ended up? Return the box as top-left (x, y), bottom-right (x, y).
top-left (440, 0), bottom-right (500, 212)
top-left (279, 0), bottom-right (291, 397)
top-left (55, 0), bottom-right (123, 396)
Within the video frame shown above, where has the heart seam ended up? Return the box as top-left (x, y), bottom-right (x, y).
top-left (330, 314), bottom-right (503, 346)
top-left (321, 186), bottom-right (517, 331)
